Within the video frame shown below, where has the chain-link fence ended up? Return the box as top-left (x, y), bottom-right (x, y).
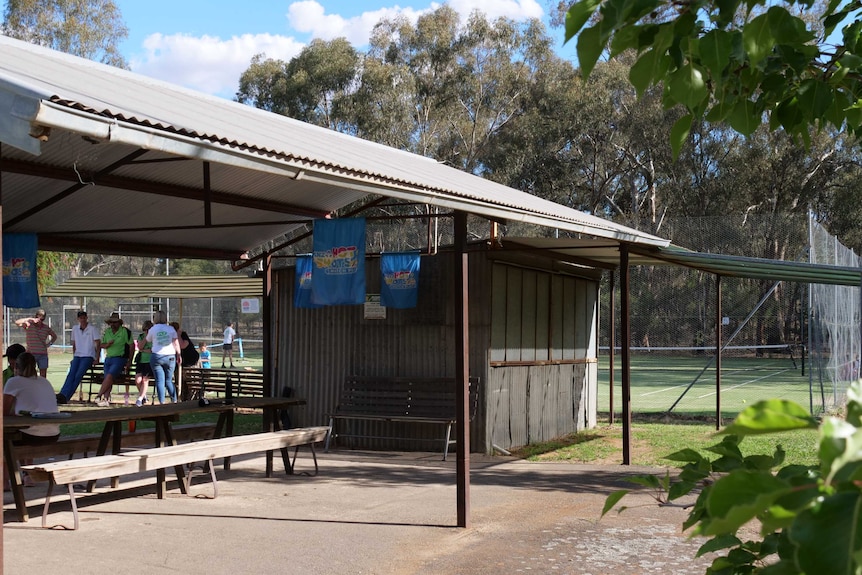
top-left (809, 219), bottom-right (860, 414)
top-left (599, 213), bottom-right (855, 419)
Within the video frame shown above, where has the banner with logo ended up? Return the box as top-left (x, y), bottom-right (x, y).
top-left (294, 254), bottom-right (322, 309)
top-left (380, 251), bottom-right (420, 309)
top-left (2, 233), bottom-right (40, 308)
top-left (311, 218), bottom-right (366, 305)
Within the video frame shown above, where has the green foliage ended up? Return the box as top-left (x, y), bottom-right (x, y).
top-left (602, 381), bottom-right (862, 574)
top-left (565, 0), bottom-right (862, 150)
top-left (36, 250), bottom-right (71, 293)
top-left (3, 0), bottom-right (128, 68)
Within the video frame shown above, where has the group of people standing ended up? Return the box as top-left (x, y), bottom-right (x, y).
top-left (2, 310), bottom-right (240, 489)
top-left (13, 309), bottom-right (238, 408)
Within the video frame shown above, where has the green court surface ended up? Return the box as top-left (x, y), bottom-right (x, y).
top-left (597, 352), bottom-right (832, 418)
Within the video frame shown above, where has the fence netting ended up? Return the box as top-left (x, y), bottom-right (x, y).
top-left (600, 213), bottom-right (859, 419)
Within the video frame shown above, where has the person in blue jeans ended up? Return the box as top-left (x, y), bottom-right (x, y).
top-left (146, 311), bottom-right (181, 404)
top-left (57, 311), bottom-right (101, 404)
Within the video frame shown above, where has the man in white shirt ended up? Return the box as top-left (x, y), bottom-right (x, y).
top-left (222, 322), bottom-right (236, 368)
top-left (56, 310), bottom-right (101, 404)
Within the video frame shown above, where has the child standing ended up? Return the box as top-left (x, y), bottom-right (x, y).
top-left (199, 343), bottom-right (211, 369)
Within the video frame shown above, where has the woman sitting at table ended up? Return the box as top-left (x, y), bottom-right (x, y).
top-left (3, 352), bottom-right (60, 488)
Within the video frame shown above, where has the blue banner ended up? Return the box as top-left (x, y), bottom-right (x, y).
top-left (311, 218), bottom-right (366, 305)
top-left (2, 233), bottom-right (40, 308)
top-left (380, 251), bottom-right (420, 309)
top-left (294, 254), bottom-right (322, 309)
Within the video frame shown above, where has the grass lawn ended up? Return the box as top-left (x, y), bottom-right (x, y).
top-left (509, 420), bottom-right (820, 468)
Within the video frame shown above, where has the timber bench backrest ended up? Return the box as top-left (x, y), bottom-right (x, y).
top-left (334, 376), bottom-right (480, 422)
top-left (326, 376), bottom-right (480, 460)
top-left (182, 367), bottom-right (264, 400)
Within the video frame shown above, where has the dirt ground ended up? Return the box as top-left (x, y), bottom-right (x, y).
top-left (4, 451), bottom-right (730, 575)
top-left (390, 460), bottom-right (720, 575)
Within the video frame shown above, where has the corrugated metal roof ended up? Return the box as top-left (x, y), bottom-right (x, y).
top-left (43, 275), bottom-right (262, 298)
top-left (501, 238), bottom-right (862, 286)
top-left (0, 35), bottom-right (669, 261)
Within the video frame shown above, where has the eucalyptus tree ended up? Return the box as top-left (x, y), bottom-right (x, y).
top-left (238, 6), bottom-right (566, 174)
top-left (3, 0), bottom-right (128, 67)
top-left (236, 38), bottom-right (359, 131)
top-left (235, 54), bottom-right (291, 114)
top-left (482, 54), bottom-right (685, 232)
top-left (360, 7), bottom-right (562, 173)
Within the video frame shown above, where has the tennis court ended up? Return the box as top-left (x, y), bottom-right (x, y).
top-left (596, 349), bottom-right (832, 418)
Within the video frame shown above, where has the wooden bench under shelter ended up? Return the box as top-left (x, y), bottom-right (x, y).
top-left (79, 362), bottom-right (131, 403)
top-left (22, 426), bottom-right (330, 530)
top-left (324, 376), bottom-right (480, 460)
top-left (182, 367), bottom-right (264, 401)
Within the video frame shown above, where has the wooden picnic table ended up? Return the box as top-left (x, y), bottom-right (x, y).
top-left (3, 397), bottom-right (306, 523)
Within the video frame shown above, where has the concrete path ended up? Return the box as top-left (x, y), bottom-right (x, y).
top-left (4, 451), bottom-right (716, 574)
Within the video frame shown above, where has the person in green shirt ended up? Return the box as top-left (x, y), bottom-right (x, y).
top-left (134, 320), bottom-right (154, 407)
top-left (94, 313), bottom-right (134, 407)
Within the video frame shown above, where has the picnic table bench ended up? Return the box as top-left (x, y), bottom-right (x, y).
top-left (324, 376), bottom-right (480, 460)
top-left (182, 367), bottom-right (264, 400)
top-left (13, 422), bottom-right (217, 461)
top-left (22, 426), bottom-right (330, 530)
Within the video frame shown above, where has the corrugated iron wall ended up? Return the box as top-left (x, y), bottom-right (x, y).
top-left (484, 262), bottom-right (599, 450)
top-left (274, 250), bottom-right (490, 453)
top-left (273, 249), bottom-right (597, 454)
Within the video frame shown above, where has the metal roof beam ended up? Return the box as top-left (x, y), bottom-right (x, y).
top-left (5, 148), bottom-right (149, 227)
top-left (1, 157), bottom-right (330, 219)
top-left (37, 235), bottom-right (244, 260)
top-left (39, 219), bottom-right (301, 236)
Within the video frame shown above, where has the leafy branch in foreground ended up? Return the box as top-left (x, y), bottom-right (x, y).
top-left (565, 0), bottom-right (862, 157)
top-left (602, 387), bottom-right (862, 574)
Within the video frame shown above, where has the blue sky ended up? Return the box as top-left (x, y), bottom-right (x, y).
top-left (106, 0), bottom-right (568, 99)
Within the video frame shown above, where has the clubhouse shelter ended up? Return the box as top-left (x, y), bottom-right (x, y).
top-left (2, 34), bottom-right (861, 541)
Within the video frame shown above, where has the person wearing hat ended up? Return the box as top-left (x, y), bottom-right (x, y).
top-left (3, 343), bottom-right (26, 385)
top-left (14, 309), bottom-right (57, 377)
top-left (93, 312), bottom-right (134, 407)
top-left (56, 310), bottom-right (101, 404)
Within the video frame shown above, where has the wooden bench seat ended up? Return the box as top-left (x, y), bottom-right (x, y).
top-left (78, 362), bottom-right (132, 403)
top-left (22, 426), bottom-right (330, 530)
top-left (14, 422), bottom-right (217, 461)
top-left (182, 367), bottom-right (264, 400)
top-left (325, 376), bottom-right (479, 460)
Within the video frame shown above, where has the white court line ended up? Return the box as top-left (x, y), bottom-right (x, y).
top-left (635, 367), bottom-right (791, 397)
top-left (697, 368), bottom-right (796, 399)
top-left (639, 383), bottom-right (692, 397)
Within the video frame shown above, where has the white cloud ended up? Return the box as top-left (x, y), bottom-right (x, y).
top-left (286, 1), bottom-right (545, 47)
top-left (447, 0), bottom-right (544, 21)
top-left (130, 33), bottom-right (305, 98)
top-left (287, 1), bottom-right (431, 46)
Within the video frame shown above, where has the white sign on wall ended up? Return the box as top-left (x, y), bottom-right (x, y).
top-left (364, 294), bottom-right (386, 320)
top-left (241, 298), bottom-right (260, 313)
